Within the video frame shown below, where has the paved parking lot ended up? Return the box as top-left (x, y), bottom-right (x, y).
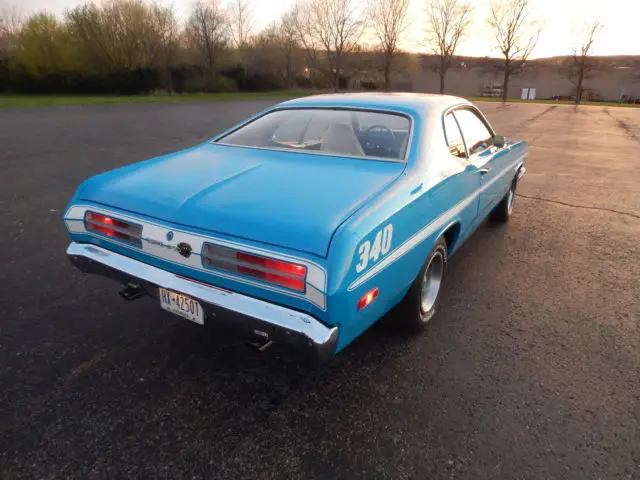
top-left (0, 99), bottom-right (638, 479)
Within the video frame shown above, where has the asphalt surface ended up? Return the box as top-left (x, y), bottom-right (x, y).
top-left (1, 99), bottom-right (638, 479)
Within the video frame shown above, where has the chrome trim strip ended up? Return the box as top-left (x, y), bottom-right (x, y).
top-left (66, 242), bottom-right (338, 359)
top-left (63, 205), bottom-right (327, 310)
top-left (213, 142), bottom-right (406, 164)
top-left (348, 154), bottom-right (526, 291)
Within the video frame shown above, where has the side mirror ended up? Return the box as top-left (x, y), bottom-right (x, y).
top-left (493, 135), bottom-right (506, 148)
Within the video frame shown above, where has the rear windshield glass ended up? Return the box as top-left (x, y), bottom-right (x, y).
top-left (216, 108), bottom-right (411, 161)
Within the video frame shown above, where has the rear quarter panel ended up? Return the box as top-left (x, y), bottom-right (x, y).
top-left (326, 104), bottom-right (528, 352)
top-left (324, 112), bottom-right (457, 351)
top-left (327, 175), bottom-right (441, 351)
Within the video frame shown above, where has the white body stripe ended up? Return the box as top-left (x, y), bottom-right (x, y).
top-left (348, 154), bottom-right (525, 291)
top-left (64, 205), bottom-right (327, 310)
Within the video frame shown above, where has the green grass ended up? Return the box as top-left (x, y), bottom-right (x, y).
top-left (1, 91), bottom-right (638, 109)
top-left (468, 96), bottom-right (640, 108)
top-left (0, 91), bottom-right (316, 109)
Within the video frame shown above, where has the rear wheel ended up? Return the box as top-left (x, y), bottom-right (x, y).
top-left (397, 236), bottom-right (448, 332)
top-left (490, 178), bottom-right (517, 223)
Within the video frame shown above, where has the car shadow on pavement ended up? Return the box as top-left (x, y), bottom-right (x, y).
top-left (3, 220), bottom-right (513, 478)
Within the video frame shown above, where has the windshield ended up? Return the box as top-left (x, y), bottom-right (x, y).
top-left (216, 108), bottom-right (411, 161)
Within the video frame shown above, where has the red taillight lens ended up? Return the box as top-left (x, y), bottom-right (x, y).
top-left (236, 251), bottom-right (307, 292)
top-left (357, 288), bottom-right (378, 310)
top-left (84, 212), bottom-right (142, 247)
top-left (202, 243), bottom-right (308, 292)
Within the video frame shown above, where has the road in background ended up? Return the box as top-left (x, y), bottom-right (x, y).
top-left (1, 100), bottom-right (638, 479)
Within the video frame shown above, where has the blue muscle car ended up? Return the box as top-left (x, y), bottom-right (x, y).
top-left (64, 93), bottom-right (526, 361)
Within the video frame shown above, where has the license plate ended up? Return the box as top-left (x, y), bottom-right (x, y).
top-left (159, 288), bottom-right (204, 325)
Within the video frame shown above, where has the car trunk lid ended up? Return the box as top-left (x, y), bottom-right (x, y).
top-left (78, 144), bottom-right (404, 257)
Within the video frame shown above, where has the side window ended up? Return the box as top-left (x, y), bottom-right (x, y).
top-left (453, 109), bottom-right (493, 156)
top-left (443, 113), bottom-right (467, 159)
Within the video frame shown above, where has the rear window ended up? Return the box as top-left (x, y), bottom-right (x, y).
top-left (216, 108), bottom-right (411, 161)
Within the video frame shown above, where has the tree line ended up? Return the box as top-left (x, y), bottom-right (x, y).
top-left (0, 0), bottom-right (602, 103)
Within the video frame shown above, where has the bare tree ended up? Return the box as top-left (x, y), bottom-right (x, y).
top-left (487, 0), bottom-right (539, 102)
top-left (426, 0), bottom-right (472, 94)
top-left (248, 19), bottom-right (301, 88)
top-left (278, 10), bottom-right (299, 88)
top-left (186, 0), bottom-right (228, 78)
top-left (368, 0), bottom-right (410, 91)
top-left (568, 20), bottom-right (601, 104)
top-left (0, 2), bottom-right (22, 58)
top-left (227, 0), bottom-right (254, 49)
top-left (288, 2), bottom-right (318, 70)
top-left (151, 3), bottom-right (179, 93)
top-left (294, 0), bottom-right (365, 92)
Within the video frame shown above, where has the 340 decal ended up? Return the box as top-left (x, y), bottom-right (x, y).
top-left (355, 224), bottom-right (393, 273)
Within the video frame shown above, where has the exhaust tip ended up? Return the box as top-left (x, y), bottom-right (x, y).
top-left (119, 283), bottom-right (144, 301)
top-left (246, 339), bottom-right (275, 353)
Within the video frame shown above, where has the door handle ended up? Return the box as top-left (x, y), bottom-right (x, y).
top-left (477, 167), bottom-right (491, 175)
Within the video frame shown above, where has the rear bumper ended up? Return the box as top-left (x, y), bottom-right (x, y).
top-left (66, 242), bottom-right (338, 362)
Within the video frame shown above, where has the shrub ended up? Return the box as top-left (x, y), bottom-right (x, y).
top-left (360, 81), bottom-right (378, 91)
top-left (294, 75), bottom-right (312, 88)
top-left (203, 75), bottom-right (237, 93)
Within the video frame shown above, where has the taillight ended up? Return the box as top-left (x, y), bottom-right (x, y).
top-left (84, 212), bottom-right (142, 247)
top-left (202, 243), bottom-right (307, 292)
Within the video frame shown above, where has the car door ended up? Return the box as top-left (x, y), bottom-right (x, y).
top-left (440, 111), bottom-right (482, 234)
top-left (452, 108), bottom-right (506, 217)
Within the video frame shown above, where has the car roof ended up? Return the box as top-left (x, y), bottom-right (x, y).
top-left (277, 92), bottom-right (471, 116)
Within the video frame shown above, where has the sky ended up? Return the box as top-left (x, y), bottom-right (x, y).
top-left (8, 0), bottom-right (640, 58)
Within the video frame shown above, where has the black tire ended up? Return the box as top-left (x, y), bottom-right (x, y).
top-left (397, 236), bottom-right (448, 333)
top-left (490, 178), bottom-right (517, 223)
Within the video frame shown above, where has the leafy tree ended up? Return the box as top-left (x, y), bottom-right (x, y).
top-left (18, 13), bottom-right (75, 76)
top-left (66, 0), bottom-right (165, 74)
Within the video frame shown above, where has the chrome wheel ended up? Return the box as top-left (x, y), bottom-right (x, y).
top-left (420, 251), bottom-right (444, 314)
top-left (507, 187), bottom-right (515, 214)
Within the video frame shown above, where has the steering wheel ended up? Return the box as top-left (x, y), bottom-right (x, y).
top-left (365, 124), bottom-right (395, 140)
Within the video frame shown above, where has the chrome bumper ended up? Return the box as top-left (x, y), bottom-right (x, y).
top-left (66, 242), bottom-right (338, 361)
top-left (517, 166), bottom-right (527, 182)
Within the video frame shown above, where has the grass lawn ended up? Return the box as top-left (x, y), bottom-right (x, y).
top-left (0, 91), bottom-right (315, 109)
top-left (1, 91), bottom-right (638, 109)
top-left (467, 96), bottom-right (640, 108)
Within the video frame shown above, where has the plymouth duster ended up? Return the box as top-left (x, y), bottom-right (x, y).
top-left (64, 93), bottom-right (527, 361)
